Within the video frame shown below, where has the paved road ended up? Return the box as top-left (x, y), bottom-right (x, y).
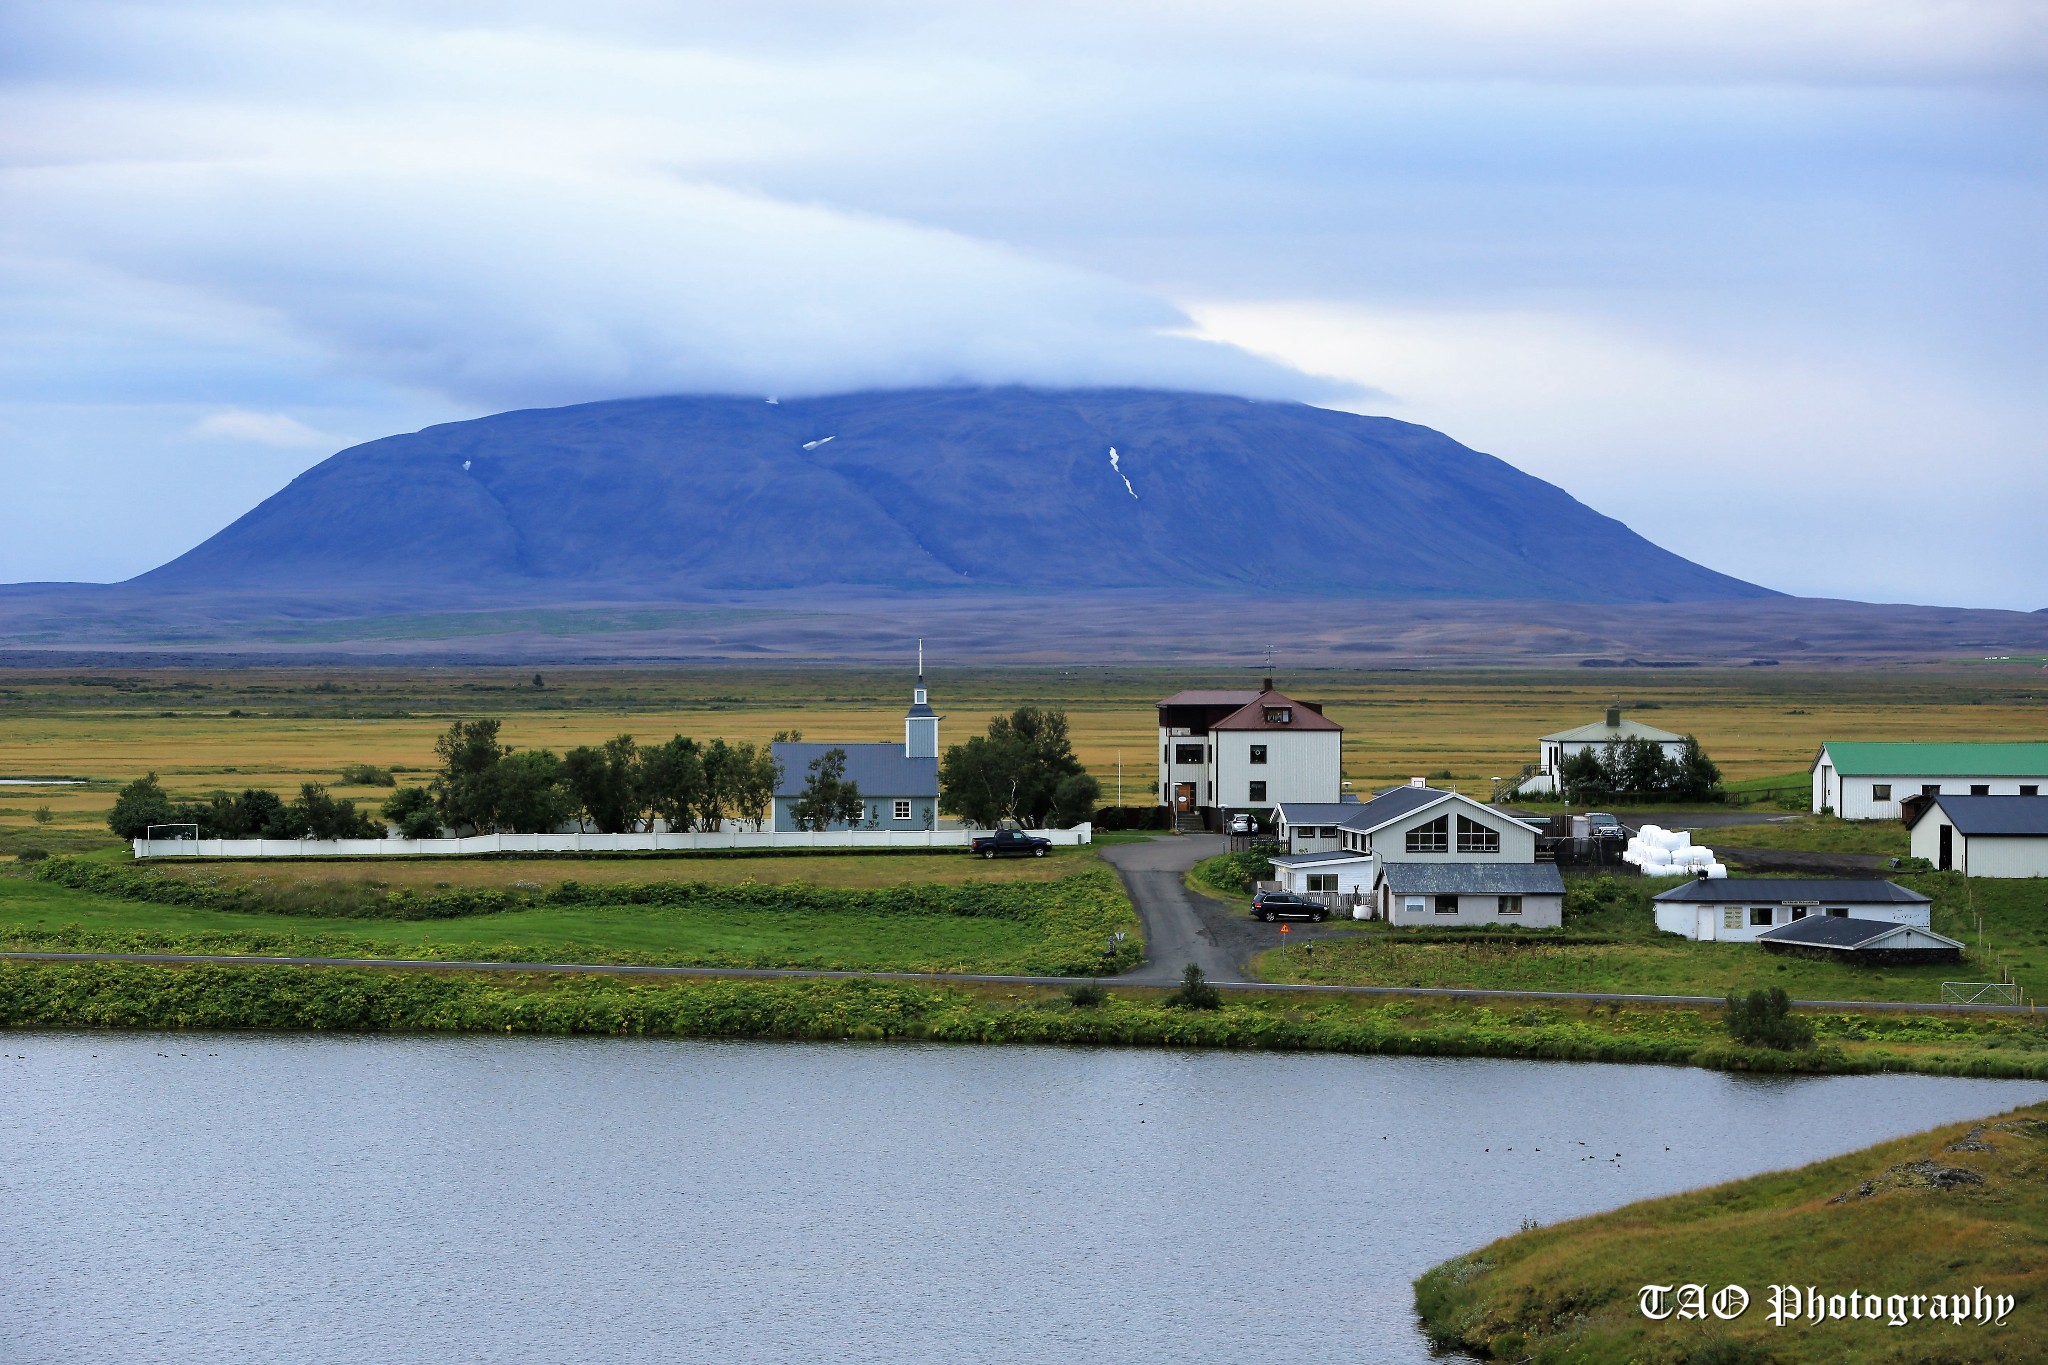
top-left (0, 949), bottom-right (2034, 1015)
top-left (1097, 834), bottom-right (1259, 984)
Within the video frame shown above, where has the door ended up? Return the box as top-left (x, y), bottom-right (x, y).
top-left (1696, 907), bottom-right (1717, 941)
top-left (1174, 782), bottom-right (1196, 814)
top-left (1938, 824), bottom-right (1953, 872)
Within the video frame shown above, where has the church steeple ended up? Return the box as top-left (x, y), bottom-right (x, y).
top-left (905, 639), bottom-right (939, 759)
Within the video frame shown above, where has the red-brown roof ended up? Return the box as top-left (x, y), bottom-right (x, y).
top-left (1210, 690), bottom-right (1342, 732)
top-left (1156, 689), bottom-right (1262, 708)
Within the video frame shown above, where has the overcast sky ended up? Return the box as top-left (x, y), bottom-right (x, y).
top-left (3, 1), bottom-right (2043, 607)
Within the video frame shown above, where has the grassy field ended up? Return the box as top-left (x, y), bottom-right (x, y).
top-left (0, 858), bottom-right (1142, 976)
top-left (4, 664), bottom-right (2047, 852)
top-left (1708, 815), bottom-right (1911, 856)
top-left (1416, 1100), bottom-right (2048, 1363)
top-left (1258, 873), bottom-right (2048, 1004)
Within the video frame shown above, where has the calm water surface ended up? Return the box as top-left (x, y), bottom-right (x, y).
top-left (1, 1034), bottom-right (2040, 1364)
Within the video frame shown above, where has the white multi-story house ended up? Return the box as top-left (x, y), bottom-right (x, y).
top-left (1266, 781), bottom-right (1561, 926)
top-left (1155, 680), bottom-right (1341, 830)
top-left (1810, 742), bottom-right (2048, 820)
top-left (1511, 706), bottom-right (1687, 795)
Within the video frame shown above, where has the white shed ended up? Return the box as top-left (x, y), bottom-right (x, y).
top-left (1651, 878), bottom-right (1931, 943)
top-left (1907, 795), bottom-right (2048, 877)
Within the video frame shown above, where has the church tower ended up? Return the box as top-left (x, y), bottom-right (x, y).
top-left (905, 639), bottom-right (940, 759)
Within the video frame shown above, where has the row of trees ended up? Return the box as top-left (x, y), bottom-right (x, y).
top-left (1557, 735), bottom-right (1723, 805)
top-left (108, 775), bottom-right (384, 841)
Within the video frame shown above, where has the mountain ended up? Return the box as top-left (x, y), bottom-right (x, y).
top-left (136, 387), bottom-right (1774, 604)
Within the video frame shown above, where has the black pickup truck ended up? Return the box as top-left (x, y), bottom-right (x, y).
top-left (970, 829), bottom-right (1052, 859)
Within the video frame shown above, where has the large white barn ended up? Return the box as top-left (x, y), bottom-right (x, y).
top-left (1810, 742), bottom-right (2048, 820)
top-left (1156, 680), bottom-right (1342, 831)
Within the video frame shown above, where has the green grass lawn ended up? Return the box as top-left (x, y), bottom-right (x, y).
top-left (0, 867), bottom-right (1138, 976)
top-left (1709, 814), bottom-right (1910, 856)
top-left (1417, 1100), bottom-right (2048, 1363)
top-left (1257, 873), bottom-right (2048, 1005)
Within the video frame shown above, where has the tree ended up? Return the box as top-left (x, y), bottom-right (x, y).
top-left (1671, 735), bottom-right (1723, 802)
top-left (1724, 987), bottom-right (1814, 1051)
top-left (289, 783), bottom-right (383, 840)
top-left (639, 735), bottom-right (705, 833)
top-left (695, 738), bottom-right (737, 831)
top-left (727, 742), bottom-right (781, 831)
top-left (30, 805), bottom-right (53, 826)
top-left (493, 749), bottom-right (573, 834)
top-left (789, 748), bottom-right (864, 831)
top-left (431, 719), bottom-right (509, 833)
top-left (107, 774), bottom-right (175, 838)
top-left (940, 706), bottom-right (1095, 828)
top-left (563, 734), bottom-right (642, 833)
top-left (381, 785), bottom-right (442, 839)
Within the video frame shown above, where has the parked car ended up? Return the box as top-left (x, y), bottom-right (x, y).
top-left (1249, 889), bottom-right (1328, 922)
top-left (1227, 813), bottom-right (1259, 835)
top-left (970, 829), bottom-right (1051, 859)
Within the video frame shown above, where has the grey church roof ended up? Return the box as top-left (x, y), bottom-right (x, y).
top-left (771, 742), bottom-right (938, 799)
top-left (1378, 863), bottom-right (1566, 895)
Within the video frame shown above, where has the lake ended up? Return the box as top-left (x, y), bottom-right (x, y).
top-left (1, 1034), bottom-right (2039, 1363)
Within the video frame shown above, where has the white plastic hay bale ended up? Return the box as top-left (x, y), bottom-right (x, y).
top-left (1704, 862), bottom-right (1728, 879)
top-left (1352, 902), bottom-right (1371, 920)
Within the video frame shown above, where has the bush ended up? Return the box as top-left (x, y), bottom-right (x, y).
top-left (14, 848), bottom-right (49, 863)
top-left (1066, 982), bottom-right (1108, 1008)
top-left (1724, 987), bottom-right (1814, 1051)
top-left (1196, 842), bottom-right (1288, 893)
top-left (339, 764), bottom-right (397, 787)
top-left (1167, 963), bottom-right (1221, 1010)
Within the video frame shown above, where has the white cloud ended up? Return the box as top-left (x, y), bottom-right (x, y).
top-left (187, 409), bottom-right (334, 447)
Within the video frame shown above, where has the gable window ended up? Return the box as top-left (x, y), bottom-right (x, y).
top-left (1723, 907), bottom-right (1743, 930)
top-left (1263, 706), bottom-right (1292, 724)
top-left (1434, 895), bottom-right (1459, 915)
top-left (1872, 784), bottom-right (1892, 801)
top-left (1971, 784), bottom-right (1991, 796)
top-left (1456, 815), bottom-right (1500, 854)
top-left (1749, 907), bottom-right (1775, 927)
top-left (1405, 815), bottom-right (1449, 853)
top-left (1249, 744), bottom-right (1268, 764)
top-left (1248, 781), bottom-right (1267, 802)
top-left (1174, 743), bottom-right (1204, 765)
top-left (1498, 895), bottom-right (1522, 916)
top-left (893, 800), bottom-right (912, 821)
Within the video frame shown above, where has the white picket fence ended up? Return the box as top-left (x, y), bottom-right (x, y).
top-left (132, 824), bottom-right (1093, 859)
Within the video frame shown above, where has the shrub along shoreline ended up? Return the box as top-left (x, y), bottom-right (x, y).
top-left (3, 963), bottom-right (2046, 1080)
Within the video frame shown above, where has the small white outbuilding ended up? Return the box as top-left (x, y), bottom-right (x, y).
top-left (1651, 878), bottom-right (1931, 943)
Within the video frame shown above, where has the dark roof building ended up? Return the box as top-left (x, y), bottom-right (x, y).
top-left (1652, 878), bottom-right (1929, 907)
top-left (1757, 916), bottom-right (1964, 964)
top-left (1907, 794), bottom-right (2048, 837)
top-left (1378, 862), bottom-right (1567, 897)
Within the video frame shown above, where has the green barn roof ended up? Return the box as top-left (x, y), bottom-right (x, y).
top-left (1817, 741), bottom-right (2048, 777)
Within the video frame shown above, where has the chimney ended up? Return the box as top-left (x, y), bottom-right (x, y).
top-left (1409, 776), bottom-right (1426, 788)
top-left (1606, 705), bottom-right (1622, 728)
top-left (1263, 676), bottom-right (1273, 692)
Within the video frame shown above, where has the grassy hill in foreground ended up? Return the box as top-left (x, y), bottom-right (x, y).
top-left (1416, 1101), bottom-right (2048, 1363)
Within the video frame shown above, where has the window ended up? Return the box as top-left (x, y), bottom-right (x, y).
top-left (1320, 826), bottom-right (1338, 839)
top-left (1248, 781), bottom-right (1267, 802)
top-left (1826, 907), bottom-right (1849, 918)
top-left (1307, 874), bottom-right (1338, 893)
top-left (1404, 897), bottom-right (1427, 915)
top-left (1750, 907), bottom-right (1775, 927)
top-left (893, 800), bottom-right (912, 821)
top-left (1724, 907), bottom-right (1743, 930)
top-left (1498, 895), bottom-right (1522, 916)
top-left (1174, 743), bottom-right (1204, 765)
top-left (1263, 706), bottom-right (1292, 724)
top-left (1921, 784), bottom-right (1941, 797)
top-left (1971, 784), bottom-right (1991, 796)
top-left (1456, 815), bottom-right (1500, 854)
top-left (1405, 815), bottom-right (1449, 853)
top-left (1790, 906), bottom-right (1808, 920)
top-left (1434, 895), bottom-right (1460, 915)
top-left (1872, 783), bottom-right (1892, 801)
top-left (1249, 744), bottom-right (1268, 764)
top-left (2023, 786), bottom-right (2040, 797)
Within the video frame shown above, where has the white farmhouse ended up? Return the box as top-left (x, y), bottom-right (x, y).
top-left (1907, 795), bottom-right (2048, 877)
top-left (1512, 706), bottom-right (1686, 795)
top-left (1651, 878), bottom-right (1931, 942)
top-left (1266, 780), bottom-right (1557, 924)
top-left (1156, 680), bottom-right (1342, 831)
top-left (1810, 742), bottom-right (2048, 820)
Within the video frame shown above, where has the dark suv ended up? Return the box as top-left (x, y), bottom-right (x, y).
top-left (1249, 890), bottom-right (1328, 922)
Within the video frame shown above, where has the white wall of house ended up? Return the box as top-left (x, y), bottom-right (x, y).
top-left (1345, 800), bottom-right (1538, 867)
top-left (1653, 898), bottom-right (1929, 942)
top-left (1811, 748), bottom-right (2048, 818)
top-left (1384, 892), bottom-right (1563, 929)
top-left (1213, 729), bottom-right (1341, 810)
top-left (1273, 858), bottom-right (1374, 897)
top-left (1283, 823), bottom-right (1345, 853)
top-left (1159, 730), bottom-right (1214, 810)
top-left (1911, 819), bottom-right (2048, 878)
